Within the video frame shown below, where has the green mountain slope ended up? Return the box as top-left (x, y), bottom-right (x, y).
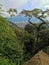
top-left (0, 16), bottom-right (23, 65)
top-left (0, 16), bottom-right (22, 50)
top-left (0, 16), bottom-right (34, 65)
top-left (1, 16), bottom-right (49, 65)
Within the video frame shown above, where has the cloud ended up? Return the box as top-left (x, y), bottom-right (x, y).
top-left (31, 0), bottom-right (49, 8)
top-left (45, 5), bottom-right (49, 9)
top-left (40, 0), bottom-right (49, 5)
top-left (0, 0), bottom-right (49, 12)
top-left (0, 0), bottom-right (29, 9)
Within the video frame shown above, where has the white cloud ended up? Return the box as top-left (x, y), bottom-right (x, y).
top-left (0, 0), bottom-right (29, 9)
top-left (45, 5), bottom-right (49, 9)
top-left (31, 0), bottom-right (49, 8)
top-left (0, 0), bottom-right (49, 12)
top-left (40, 0), bottom-right (49, 5)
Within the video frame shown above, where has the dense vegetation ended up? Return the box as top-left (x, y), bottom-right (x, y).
top-left (0, 7), bottom-right (49, 65)
top-left (0, 17), bottom-right (23, 65)
top-left (0, 16), bottom-right (34, 65)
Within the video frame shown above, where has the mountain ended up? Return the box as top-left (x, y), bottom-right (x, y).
top-left (7, 15), bottom-right (49, 28)
top-left (0, 16), bottom-right (33, 65)
top-left (7, 15), bottom-right (41, 28)
top-left (0, 16), bottom-right (21, 50)
top-left (7, 15), bottom-right (40, 23)
top-left (0, 16), bottom-right (49, 65)
top-left (0, 16), bottom-right (23, 65)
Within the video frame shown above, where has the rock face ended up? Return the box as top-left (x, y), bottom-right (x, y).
top-left (23, 51), bottom-right (49, 65)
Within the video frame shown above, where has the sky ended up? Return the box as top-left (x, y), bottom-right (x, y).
top-left (0, 0), bottom-right (49, 12)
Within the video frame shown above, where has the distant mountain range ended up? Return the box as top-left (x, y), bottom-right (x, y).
top-left (7, 15), bottom-right (40, 23)
top-left (7, 15), bottom-right (49, 28)
top-left (7, 15), bottom-right (40, 28)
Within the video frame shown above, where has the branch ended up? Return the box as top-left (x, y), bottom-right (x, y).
top-left (29, 21), bottom-right (37, 28)
top-left (35, 16), bottom-right (45, 22)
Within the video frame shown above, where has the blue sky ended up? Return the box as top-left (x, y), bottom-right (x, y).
top-left (0, 0), bottom-right (49, 12)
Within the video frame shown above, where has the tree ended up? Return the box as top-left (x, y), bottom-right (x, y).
top-left (0, 4), bottom-right (6, 17)
top-left (20, 8), bottom-right (49, 23)
top-left (20, 8), bottom-right (49, 56)
top-left (25, 23), bottom-right (35, 33)
top-left (7, 8), bottom-right (17, 17)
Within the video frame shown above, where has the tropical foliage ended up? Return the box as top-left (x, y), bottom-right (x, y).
top-left (0, 7), bottom-right (49, 65)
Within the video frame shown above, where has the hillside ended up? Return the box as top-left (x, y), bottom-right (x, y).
top-left (0, 16), bottom-right (22, 50)
top-left (0, 16), bottom-right (33, 65)
top-left (0, 16), bottom-right (49, 65)
top-left (0, 16), bottom-right (23, 65)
